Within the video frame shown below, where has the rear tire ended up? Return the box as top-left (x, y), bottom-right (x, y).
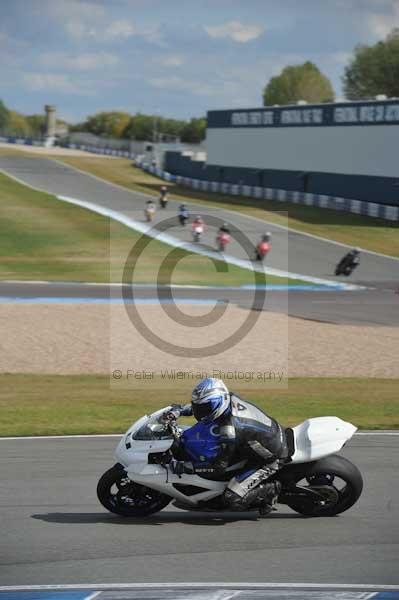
top-left (97, 463), bottom-right (171, 517)
top-left (280, 455), bottom-right (363, 517)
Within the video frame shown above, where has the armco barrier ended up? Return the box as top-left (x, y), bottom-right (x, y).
top-left (140, 162), bottom-right (399, 222)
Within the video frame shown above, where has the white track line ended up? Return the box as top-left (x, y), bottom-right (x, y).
top-left (0, 583), bottom-right (398, 591)
top-left (84, 592), bottom-right (102, 600)
top-left (0, 431), bottom-right (398, 441)
top-left (56, 193), bottom-right (358, 288)
top-left (52, 157), bottom-right (399, 263)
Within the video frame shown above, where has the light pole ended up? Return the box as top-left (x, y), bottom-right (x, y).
top-left (152, 109), bottom-right (160, 168)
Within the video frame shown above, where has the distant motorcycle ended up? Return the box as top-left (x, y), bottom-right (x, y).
top-left (192, 224), bottom-right (204, 243)
top-left (335, 250), bottom-right (360, 276)
top-left (256, 241), bottom-right (271, 261)
top-left (178, 208), bottom-right (189, 226)
top-left (144, 204), bottom-right (156, 222)
top-left (159, 186), bottom-right (169, 209)
top-left (159, 195), bottom-right (168, 209)
top-left (216, 232), bottom-right (231, 252)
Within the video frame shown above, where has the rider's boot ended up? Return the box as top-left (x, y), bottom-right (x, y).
top-left (257, 481), bottom-right (282, 518)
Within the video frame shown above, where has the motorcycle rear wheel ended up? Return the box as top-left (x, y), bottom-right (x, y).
top-left (97, 463), bottom-right (171, 517)
top-left (281, 455), bottom-right (363, 517)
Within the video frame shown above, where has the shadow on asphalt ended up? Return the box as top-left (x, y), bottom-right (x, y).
top-left (32, 510), bottom-right (303, 526)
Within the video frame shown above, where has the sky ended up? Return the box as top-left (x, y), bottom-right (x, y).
top-left (1, 0), bottom-right (399, 123)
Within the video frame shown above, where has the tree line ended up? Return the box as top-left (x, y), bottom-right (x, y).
top-left (1, 28), bottom-right (398, 140)
top-left (263, 28), bottom-right (399, 105)
top-left (0, 102), bottom-right (52, 138)
top-left (70, 113), bottom-right (207, 143)
top-left (0, 98), bottom-right (206, 143)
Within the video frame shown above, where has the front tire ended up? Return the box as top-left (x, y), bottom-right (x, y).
top-left (280, 455), bottom-right (363, 517)
top-left (97, 464), bottom-right (171, 517)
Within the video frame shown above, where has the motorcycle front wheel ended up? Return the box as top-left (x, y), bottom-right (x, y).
top-left (97, 463), bottom-right (171, 517)
top-left (280, 455), bottom-right (363, 517)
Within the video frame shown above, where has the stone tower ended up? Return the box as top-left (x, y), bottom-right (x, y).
top-left (44, 105), bottom-right (56, 137)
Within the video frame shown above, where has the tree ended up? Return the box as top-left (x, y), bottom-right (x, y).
top-left (82, 111), bottom-right (131, 138)
top-left (123, 113), bottom-right (155, 140)
top-left (263, 61), bottom-right (334, 105)
top-left (123, 114), bottom-right (187, 141)
top-left (26, 114), bottom-right (46, 137)
top-left (0, 99), bottom-right (10, 131)
top-left (8, 111), bottom-right (32, 137)
top-left (180, 118), bottom-right (206, 143)
top-left (343, 28), bottom-right (399, 99)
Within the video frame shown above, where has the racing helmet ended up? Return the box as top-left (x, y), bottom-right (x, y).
top-left (191, 377), bottom-right (230, 423)
top-left (262, 232), bottom-right (271, 241)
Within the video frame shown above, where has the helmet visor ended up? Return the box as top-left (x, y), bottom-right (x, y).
top-left (192, 401), bottom-right (214, 422)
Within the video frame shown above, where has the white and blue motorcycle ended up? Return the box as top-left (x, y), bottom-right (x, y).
top-left (97, 406), bottom-right (363, 518)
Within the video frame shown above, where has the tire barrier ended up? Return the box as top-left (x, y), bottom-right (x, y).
top-left (139, 162), bottom-right (399, 222)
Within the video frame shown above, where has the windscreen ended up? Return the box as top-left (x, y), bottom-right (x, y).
top-left (131, 417), bottom-right (173, 441)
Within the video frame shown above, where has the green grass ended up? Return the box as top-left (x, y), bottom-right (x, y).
top-left (54, 154), bottom-right (399, 258)
top-left (0, 171), bottom-right (306, 285)
top-left (0, 374), bottom-right (397, 436)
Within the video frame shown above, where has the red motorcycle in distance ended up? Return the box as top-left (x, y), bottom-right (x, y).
top-left (256, 233), bottom-right (271, 261)
top-left (256, 241), bottom-right (271, 261)
top-left (216, 231), bottom-right (231, 252)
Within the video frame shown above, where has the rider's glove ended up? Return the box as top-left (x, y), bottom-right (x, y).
top-left (161, 409), bottom-right (179, 422)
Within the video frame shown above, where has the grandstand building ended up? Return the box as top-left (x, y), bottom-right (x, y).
top-left (164, 98), bottom-right (399, 209)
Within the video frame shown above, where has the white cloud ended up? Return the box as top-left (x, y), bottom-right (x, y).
top-left (149, 76), bottom-right (219, 97)
top-left (23, 73), bottom-right (85, 95)
top-left (44, 0), bottom-right (105, 21)
top-left (205, 20), bottom-right (264, 43)
top-left (43, 0), bottom-right (105, 39)
top-left (104, 20), bottom-right (136, 40)
top-left (65, 20), bottom-right (96, 38)
top-left (39, 52), bottom-right (119, 71)
top-left (330, 51), bottom-right (352, 65)
top-left (158, 55), bottom-right (185, 67)
top-left (367, 5), bottom-right (399, 39)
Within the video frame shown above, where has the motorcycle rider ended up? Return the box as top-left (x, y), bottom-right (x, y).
top-left (145, 199), bottom-right (156, 221)
top-left (338, 248), bottom-right (360, 271)
top-left (216, 223), bottom-right (231, 251)
top-left (178, 203), bottom-right (190, 225)
top-left (256, 232), bottom-right (271, 260)
top-left (192, 215), bottom-right (204, 228)
top-left (192, 215), bottom-right (205, 238)
top-left (162, 377), bottom-right (288, 516)
top-left (218, 222), bottom-right (231, 235)
top-left (159, 185), bottom-right (169, 208)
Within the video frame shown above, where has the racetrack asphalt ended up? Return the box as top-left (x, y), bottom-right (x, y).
top-left (0, 154), bottom-right (398, 325)
top-left (0, 281), bottom-right (398, 326)
top-left (0, 434), bottom-right (397, 586)
top-left (0, 155), bottom-right (398, 287)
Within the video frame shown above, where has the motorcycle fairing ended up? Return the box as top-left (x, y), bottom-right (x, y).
top-left (290, 417), bottom-right (357, 464)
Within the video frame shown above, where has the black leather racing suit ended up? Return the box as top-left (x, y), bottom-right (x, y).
top-left (175, 394), bottom-right (288, 511)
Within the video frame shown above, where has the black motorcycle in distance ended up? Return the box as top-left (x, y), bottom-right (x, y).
top-left (335, 250), bottom-right (360, 276)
